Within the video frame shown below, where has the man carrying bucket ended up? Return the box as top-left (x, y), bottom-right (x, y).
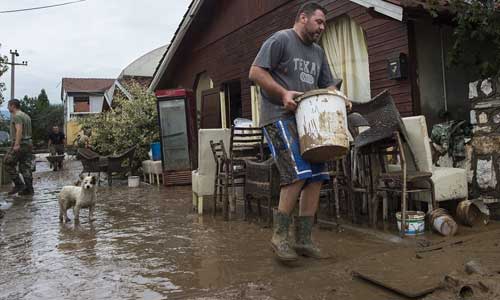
top-left (249, 2), bottom-right (350, 261)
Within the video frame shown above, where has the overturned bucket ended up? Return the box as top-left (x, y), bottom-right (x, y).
top-left (295, 89), bottom-right (349, 163)
top-left (456, 200), bottom-right (489, 227)
top-left (428, 208), bottom-right (458, 237)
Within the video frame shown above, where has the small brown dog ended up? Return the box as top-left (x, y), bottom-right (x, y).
top-left (59, 175), bottom-right (97, 224)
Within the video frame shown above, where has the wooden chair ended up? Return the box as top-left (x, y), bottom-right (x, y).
top-left (374, 133), bottom-right (435, 231)
top-left (227, 126), bottom-right (264, 215)
top-left (210, 140), bottom-right (230, 219)
top-left (329, 159), bottom-right (352, 220)
top-left (353, 90), bottom-right (435, 236)
top-left (244, 158), bottom-right (280, 226)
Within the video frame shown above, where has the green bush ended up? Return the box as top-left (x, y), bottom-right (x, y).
top-left (78, 82), bottom-right (159, 172)
top-left (427, 0), bottom-right (500, 78)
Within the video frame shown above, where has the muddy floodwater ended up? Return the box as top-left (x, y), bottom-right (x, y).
top-left (1, 158), bottom-right (499, 300)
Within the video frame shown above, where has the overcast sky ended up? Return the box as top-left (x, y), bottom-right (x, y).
top-left (0, 0), bottom-right (190, 106)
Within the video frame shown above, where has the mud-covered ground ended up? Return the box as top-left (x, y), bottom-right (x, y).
top-left (1, 157), bottom-right (499, 300)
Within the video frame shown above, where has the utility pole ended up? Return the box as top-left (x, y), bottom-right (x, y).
top-left (6, 50), bottom-right (28, 100)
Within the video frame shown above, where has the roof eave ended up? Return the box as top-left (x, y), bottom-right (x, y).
top-left (66, 90), bottom-right (108, 93)
top-left (351, 0), bottom-right (404, 21)
top-left (149, 0), bottom-right (205, 92)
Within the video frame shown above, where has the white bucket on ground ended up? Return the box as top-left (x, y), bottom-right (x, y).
top-left (128, 176), bottom-right (140, 188)
top-left (295, 89), bottom-right (349, 163)
top-left (396, 211), bottom-right (425, 235)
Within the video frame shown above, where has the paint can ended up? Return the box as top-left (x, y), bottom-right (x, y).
top-left (428, 208), bottom-right (458, 237)
top-left (396, 211), bottom-right (426, 235)
top-left (456, 200), bottom-right (489, 227)
top-left (295, 89), bottom-right (349, 163)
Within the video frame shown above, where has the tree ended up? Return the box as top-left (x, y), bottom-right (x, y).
top-left (0, 44), bottom-right (8, 105)
top-left (37, 89), bottom-right (50, 111)
top-left (428, 0), bottom-right (500, 78)
top-left (21, 95), bottom-right (37, 116)
top-left (31, 105), bottom-right (64, 146)
top-left (78, 81), bottom-right (159, 171)
top-left (20, 90), bottom-right (64, 147)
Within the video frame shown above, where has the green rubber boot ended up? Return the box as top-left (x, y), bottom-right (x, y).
top-left (271, 209), bottom-right (298, 261)
top-left (294, 216), bottom-right (322, 258)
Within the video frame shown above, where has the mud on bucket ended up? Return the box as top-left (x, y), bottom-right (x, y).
top-left (396, 211), bottom-right (426, 235)
top-left (295, 89), bottom-right (349, 163)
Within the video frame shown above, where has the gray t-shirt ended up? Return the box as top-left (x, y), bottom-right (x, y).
top-left (252, 29), bottom-right (339, 126)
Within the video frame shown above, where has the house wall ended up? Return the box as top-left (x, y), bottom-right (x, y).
top-left (414, 22), bottom-right (445, 129)
top-left (66, 120), bottom-right (81, 146)
top-left (469, 78), bottom-right (500, 214)
top-left (413, 21), bottom-right (470, 130)
top-left (156, 0), bottom-right (413, 120)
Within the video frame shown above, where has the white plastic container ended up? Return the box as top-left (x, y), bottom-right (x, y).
top-left (396, 211), bottom-right (425, 235)
top-left (295, 89), bottom-right (349, 163)
top-left (128, 176), bottom-right (140, 188)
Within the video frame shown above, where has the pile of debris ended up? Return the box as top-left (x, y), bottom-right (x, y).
top-left (424, 261), bottom-right (500, 300)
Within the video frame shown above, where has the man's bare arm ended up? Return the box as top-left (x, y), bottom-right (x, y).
top-left (249, 65), bottom-right (302, 112)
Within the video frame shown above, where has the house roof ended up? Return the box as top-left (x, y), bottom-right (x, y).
top-left (149, 0), bottom-right (205, 91)
top-left (119, 45), bottom-right (168, 79)
top-left (62, 78), bottom-right (115, 94)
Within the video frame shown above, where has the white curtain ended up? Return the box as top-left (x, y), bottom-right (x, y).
top-left (90, 96), bottom-right (104, 113)
top-left (251, 85), bottom-right (261, 127)
top-left (321, 16), bottom-right (371, 102)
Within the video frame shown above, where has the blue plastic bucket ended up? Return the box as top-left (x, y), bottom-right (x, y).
top-left (151, 142), bottom-right (161, 161)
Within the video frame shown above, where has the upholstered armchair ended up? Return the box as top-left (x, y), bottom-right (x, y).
top-left (191, 128), bottom-right (231, 214)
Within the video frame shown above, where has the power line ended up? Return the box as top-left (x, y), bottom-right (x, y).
top-left (0, 0), bottom-right (86, 14)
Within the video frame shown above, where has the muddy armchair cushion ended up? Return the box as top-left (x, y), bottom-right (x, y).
top-left (197, 129), bottom-right (231, 175)
top-left (402, 116), bottom-right (468, 202)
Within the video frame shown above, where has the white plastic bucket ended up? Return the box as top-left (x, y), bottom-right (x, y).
top-left (396, 211), bottom-right (425, 235)
top-left (128, 176), bottom-right (140, 188)
top-left (295, 89), bottom-right (349, 163)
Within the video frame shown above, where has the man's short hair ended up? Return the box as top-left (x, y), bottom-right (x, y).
top-left (295, 2), bottom-right (328, 22)
top-left (8, 99), bottom-right (21, 109)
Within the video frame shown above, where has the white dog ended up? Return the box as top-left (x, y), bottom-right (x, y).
top-left (59, 175), bottom-right (97, 224)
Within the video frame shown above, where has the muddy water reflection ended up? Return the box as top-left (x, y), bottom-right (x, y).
top-left (1, 160), bottom-right (400, 300)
